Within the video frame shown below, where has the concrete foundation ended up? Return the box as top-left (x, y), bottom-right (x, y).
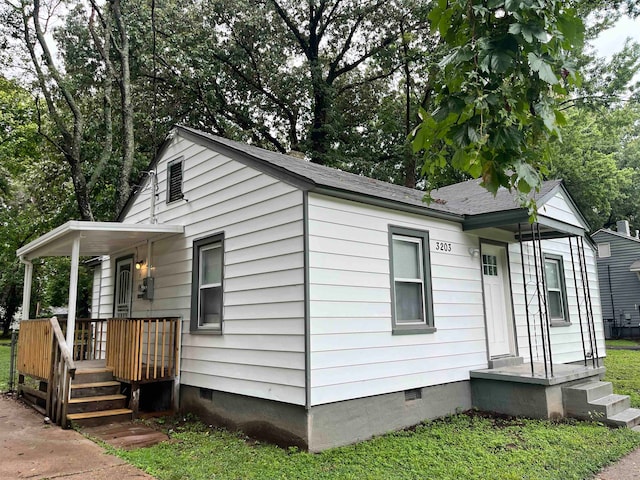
top-left (180, 385), bottom-right (309, 448)
top-left (470, 362), bottom-right (605, 419)
top-left (308, 381), bottom-right (471, 452)
top-left (181, 381), bottom-right (472, 452)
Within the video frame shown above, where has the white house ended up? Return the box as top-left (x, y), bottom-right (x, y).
top-left (18, 126), bottom-right (631, 451)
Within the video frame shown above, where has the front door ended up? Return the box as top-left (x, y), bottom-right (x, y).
top-left (114, 257), bottom-right (133, 318)
top-left (481, 243), bottom-right (515, 358)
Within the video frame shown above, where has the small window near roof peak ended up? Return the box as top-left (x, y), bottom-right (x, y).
top-left (167, 158), bottom-right (184, 203)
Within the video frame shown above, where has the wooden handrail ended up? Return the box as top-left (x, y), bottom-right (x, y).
top-left (50, 318), bottom-right (76, 376)
top-left (47, 317), bottom-right (76, 427)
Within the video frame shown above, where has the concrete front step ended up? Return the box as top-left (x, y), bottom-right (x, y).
top-left (563, 381), bottom-right (613, 403)
top-left (607, 408), bottom-right (640, 428)
top-left (67, 394), bottom-right (127, 414)
top-left (71, 381), bottom-right (121, 399)
top-left (589, 394), bottom-right (631, 418)
top-left (67, 408), bottom-right (134, 427)
top-left (488, 356), bottom-right (524, 369)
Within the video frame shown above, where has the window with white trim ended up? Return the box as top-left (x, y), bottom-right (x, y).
top-left (167, 158), bottom-right (184, 203)
top-left (544, 254), bottom-right (569, 324)
top-left (389, 226), bottom-right (435, 334)
top-left (191, 233), bottom-right (224, 332)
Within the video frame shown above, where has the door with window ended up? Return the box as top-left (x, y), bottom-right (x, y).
top-left (114, 257), bottom-right (133, 318)
top-left (481, 243), bottom-right (516, 358)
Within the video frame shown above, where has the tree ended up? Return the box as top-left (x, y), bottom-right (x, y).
top-left (412, 0), bottom-right (584, 213)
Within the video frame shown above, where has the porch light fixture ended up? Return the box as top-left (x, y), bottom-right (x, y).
top-left (468, 247), bottom-right (480, 258)
top-left (135, 260), bottom-right (145, 270)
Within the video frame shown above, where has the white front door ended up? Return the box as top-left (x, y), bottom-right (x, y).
top-left (114, 257), bottom-right (133, 318)
top-left (481, 243), bottom-right (515, 358)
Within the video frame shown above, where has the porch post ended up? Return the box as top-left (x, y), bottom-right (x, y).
top-left (20, 257), bottom-right (33, 321)
top-left (66, 235), bottom-right (81, 348)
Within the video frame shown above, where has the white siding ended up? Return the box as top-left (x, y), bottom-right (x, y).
top-left (509, 238), bottom-right (605, 365)
top-left (307, 193), bottom-right (488, 406)
top-left (119, 136), bottom-right (306, 405)
top-left (307, 191), bottom-right (605, 406)
top-left (539, 190), bottom-right (586, 229)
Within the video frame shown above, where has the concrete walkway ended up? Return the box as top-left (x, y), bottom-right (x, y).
top-left (0, 394), bottom-right (154, 480)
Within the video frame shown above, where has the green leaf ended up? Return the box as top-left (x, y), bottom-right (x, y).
top-left (527, 52), bottom-right (558, 85)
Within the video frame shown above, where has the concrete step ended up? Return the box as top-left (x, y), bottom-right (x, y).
top-left (589, 394), bottom-right (630, 417)
top-left (488, 356), bottom-right (524, 369)
top-left (563, 381), bottom-right (614, 404)
top-left (71, 381), bottom-right (121, 399)
top-left (631, 425), bottom-right (640, 433)
top-left (67, 408), bottom-right (133, 428)
top-left (67, 394), bottom-right (127, 414)
top-left (607, 408), bottom-right (640, 428)
top-left (73, 367), bottom-right (115, 384)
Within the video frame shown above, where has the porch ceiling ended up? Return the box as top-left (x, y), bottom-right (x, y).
top-left (16, 221), bottom-right (184, 260)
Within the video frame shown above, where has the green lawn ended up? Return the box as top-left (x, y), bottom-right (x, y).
top-left (606, 339), bottom-right (640, 348)
top-left (604, 348), bottom-right (640, 408)
top-left (114, 414), bottom-right (640, 480)
top-left (108, 348), bottom-right (640, 479)
top-left (0, 344), bottom-right (11, 392)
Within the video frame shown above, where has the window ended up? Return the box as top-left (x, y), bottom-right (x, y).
top-left (389, 226), bottom-right (435, 334)
top-left (598, 243), bottom-right (611, 258)
top-left (543, 254), bottom-right (569, 325)
top-left (191, 234), bottom-right (224, 333)
top-left (482, 254), bottom-right (498, 276)
top-left (167, 158), bottom-right (184, 203)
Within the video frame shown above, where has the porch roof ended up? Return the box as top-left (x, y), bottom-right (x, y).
top-left (16, 221), bottom-right (184, 260)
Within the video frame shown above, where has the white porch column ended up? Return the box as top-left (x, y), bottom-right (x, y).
top-left (66, 234), bottom-right (81, 348)
top-left (20, 257), bottom-right (33, 321)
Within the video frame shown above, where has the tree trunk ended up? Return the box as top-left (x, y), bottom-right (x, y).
top-left (112, 0), bottom-right (135, 213)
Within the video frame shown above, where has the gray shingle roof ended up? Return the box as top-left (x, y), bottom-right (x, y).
top-left (178, 126), bottom-right (560, 219)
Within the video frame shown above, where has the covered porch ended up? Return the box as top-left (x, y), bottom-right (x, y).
top-left (15, 221), bottom-right (184, 427)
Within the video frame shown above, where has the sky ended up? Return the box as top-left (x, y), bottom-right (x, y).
top-left (591, 16), bottom-right (640, 60)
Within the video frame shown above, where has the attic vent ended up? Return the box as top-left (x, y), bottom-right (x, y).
top-left (167, 159), bottom-right (184, 203)
top-left (404, 388), bottom-right (422, 401)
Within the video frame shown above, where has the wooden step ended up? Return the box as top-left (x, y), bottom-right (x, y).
top-left (71, 381), bottom-right (121, 398)
top-left (74, 367), bottom-right (114, 384)
top-left (67, 394), bottom-right (127, 414)
top-left (67, 408), bottom-right (133, 427)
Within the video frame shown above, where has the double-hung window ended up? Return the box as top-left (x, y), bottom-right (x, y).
top-left (389, 226), bottom-right (435, 334)
top-left (543, 253), bottom-right (569, 325)
top-left (191, 233), bottom-right (224, 333)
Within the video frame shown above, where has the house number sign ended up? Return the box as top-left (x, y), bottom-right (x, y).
top-left (434, 241), bottom-right (453, 252)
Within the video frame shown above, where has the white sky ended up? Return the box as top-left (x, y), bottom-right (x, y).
top-left (591, 16), bottom-right (640, 59)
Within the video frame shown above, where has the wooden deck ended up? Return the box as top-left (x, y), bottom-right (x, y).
top-left (80, 422), bottom-right (169, 450)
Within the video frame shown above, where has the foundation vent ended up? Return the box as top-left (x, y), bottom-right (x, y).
top-left (404, 388), bottom-right (422, 401)
top-left (199, 388), bottom-right (213, 401)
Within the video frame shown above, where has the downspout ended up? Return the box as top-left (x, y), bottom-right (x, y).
top-left (19, 256), bottom-right (33, 321)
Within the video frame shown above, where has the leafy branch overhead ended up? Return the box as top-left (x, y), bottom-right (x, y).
top-left (413, 0), bottom-right (584, 214)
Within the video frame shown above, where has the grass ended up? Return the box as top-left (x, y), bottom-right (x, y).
top-left (604, 348), bottom-right (640, 408)
top-left (0, 344), bottom-right (11, 392)
top-left (606, 339), bottom-right (640, 348)
top-left (113, 414), bottom-right (640, 480)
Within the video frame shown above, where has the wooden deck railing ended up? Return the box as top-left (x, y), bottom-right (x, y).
top-left (16, 318), bottom-right (76, 427)
top-left (16, 319), bottom-right (52, 381)
top-left (106, 318), bottom-right (180, 383)
top-left (63, 318), bottom-right (108, 361)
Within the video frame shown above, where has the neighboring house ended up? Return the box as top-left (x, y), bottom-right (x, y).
top-left (592, 221), bottom-right (640, 338)
top-left (17, 126), bottom-right (612, 451)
